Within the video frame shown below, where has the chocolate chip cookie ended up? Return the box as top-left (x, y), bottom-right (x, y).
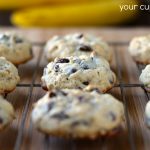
top-left (45, 33), bottom-right (112, 62)
top-left (139, 64), bottom-right (150, 92)
top-left (31, 89), bottom-right (124, 138)
top-left (0, 57), bottom-right (20, 93)
top-left (41, 55), bottom-right (116, 93)
top-left (0, 95), bottom-right (15, 131)
top-left (129, 35), bottom-right (150, 64)
top-left (0, 32), bottom-right (33, 65)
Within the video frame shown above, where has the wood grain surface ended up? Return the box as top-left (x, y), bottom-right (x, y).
top-left (0, 28), bottom-right (149, 150)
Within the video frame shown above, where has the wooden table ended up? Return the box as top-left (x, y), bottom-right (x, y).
top-left (0, 28), bottom-right (149, 150)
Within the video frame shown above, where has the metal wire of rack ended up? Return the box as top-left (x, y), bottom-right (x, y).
top-left (11, 41), bottom-right (150, 150)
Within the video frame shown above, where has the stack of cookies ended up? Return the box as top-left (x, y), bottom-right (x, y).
top-left (32, 33), bottom-right (124, 138)
top-left (0, 32), bottom-right (33, 130)
top-left (129, 35), bottom-right (150, 128)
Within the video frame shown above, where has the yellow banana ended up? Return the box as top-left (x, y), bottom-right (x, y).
top-left (0, 0), bottom-right (97, 10)
top-left (11, 0), bottom-right (138, 27)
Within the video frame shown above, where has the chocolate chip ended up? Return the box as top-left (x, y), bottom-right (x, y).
top-left (51, 112), bottom-right (69, 120)
top-left (15, 38), bottom-right (23, 43)
top-left (42, 80), bottom-right (48, 91)
top-left (48, 102), bottom-right (54, 111)
top-left (70, 68), bottom-right (77, 74)
top-left (78, 96), bottom-right (84, 101)
top-left (83, 81), bottom-right (89, 85)
top-left (78, 44), bottom-right (92, 52)
top-left (71, 120), bottom-right (89, 127)
top-left (54, 65), bottom-right (59, 72)
top-left (56, 58), bottom-right (69, 63)
top-left (77, 34), bottom-right (83, 39)
top-left (73, 59), bottom-right (81, 64)
top-left (77, 87), bottom-right (82, 89)
top-left (42, 85), bottom-right (48, 91)
top-left (49, 92), bottom-right (56, 97)
top-left (0, 117), bottom-right (3, 124)
top-left (109, 112), bottom-right (116, 121)
top-left (82, 65), bottom-right (89, 70)
top-left (109, 78), bottom-right (114, 84)
top-left (60, 91), bottom-right (67, 96)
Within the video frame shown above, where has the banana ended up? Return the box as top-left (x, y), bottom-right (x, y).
top-left (0, 0), bottom-right (93, 10)
top-left (11, 0), bottom-right (138, 27)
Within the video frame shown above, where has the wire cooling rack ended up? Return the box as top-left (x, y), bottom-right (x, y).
top-left (2, 41), bottom-right (149, 150)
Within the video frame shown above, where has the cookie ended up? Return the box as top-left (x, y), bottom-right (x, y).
top-left (31, 89), bottom-right (124, 138)
top-left (45, 33), bottom-right (112, 62)
top-left (139, 64), bottom-right (150, 92)
top-left (145, 101), bottom-right (150, 127)
top-left (0, 57), bottom-right (20, 93)
top-left (0, 32), bottom-right (33, 65)
top-left (128, 35), bottom-right (150, 64)
top-left (41, 55), bottom-right (116, 93)
top-left (0, 95), bottom-right (15, 131)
